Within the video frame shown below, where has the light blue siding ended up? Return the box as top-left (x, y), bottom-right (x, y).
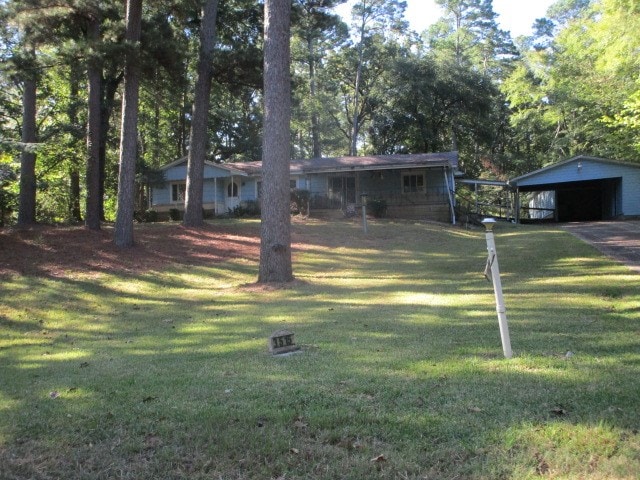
top-left (153, 186), bottom-right (171, 205)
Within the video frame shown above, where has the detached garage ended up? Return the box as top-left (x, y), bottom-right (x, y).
top-left (510, 156), bottom-right (640, 222)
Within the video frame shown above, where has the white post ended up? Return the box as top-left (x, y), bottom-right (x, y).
top-left (481, 218), bottom-right (513, 359)
top-left (360, 193), bottom-right (368, 234)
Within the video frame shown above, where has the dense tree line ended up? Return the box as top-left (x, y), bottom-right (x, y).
top-left (0, 0), bottom-right (638, 229)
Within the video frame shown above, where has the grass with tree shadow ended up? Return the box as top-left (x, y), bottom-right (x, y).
top-left (0, 219), bottom-right (638, 479)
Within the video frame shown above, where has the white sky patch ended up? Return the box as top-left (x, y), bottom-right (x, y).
top-left (335, 0), bottom-right (557, 38)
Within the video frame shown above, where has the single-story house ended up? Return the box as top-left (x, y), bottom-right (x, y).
top-left (509, 155), bottom-right (640, 222)
top-left (150, 152), bottom-right (460, 223)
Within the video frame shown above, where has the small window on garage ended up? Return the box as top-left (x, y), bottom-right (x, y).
top-left (171, 182), bottom-right (186, 203)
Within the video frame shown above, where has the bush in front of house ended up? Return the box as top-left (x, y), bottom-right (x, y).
top-left (291, 188), bottom-right (310, 216)
top-left (135, 209), bottom-right (159, 223)
top-left (230, 200), bottom-right (261, 218)
top-left (169, 208), bottom-right (181, 221)
top-left (368, 197), bottom-right (388, 218)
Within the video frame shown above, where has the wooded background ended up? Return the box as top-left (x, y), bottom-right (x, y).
top-left (1, 0), bottom-right (638, 226)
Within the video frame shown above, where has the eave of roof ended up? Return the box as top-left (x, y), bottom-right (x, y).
top-left (160, 157), bottom-right (249, 176)
top-left (297, 152), bottom-right (458, 174)
top-left (509, 155), bottom-right (640, 186)
top-left (159, 152), bottom-right (459, 177)
top-left (227, 152), bottom-right (458, 176)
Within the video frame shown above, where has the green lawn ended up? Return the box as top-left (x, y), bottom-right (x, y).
top-left (1, 219), bottom-right (638, 479)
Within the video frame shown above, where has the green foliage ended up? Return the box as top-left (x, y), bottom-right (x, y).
top-left (168, 207), bottom-right (181, 221)
top-left (2, 0), bottom-right (639, 229)
top-left (290, 188), bottom-right (310, 215)
top-left (502, 0), bottom-right (640, 167)
top-left (230, 200), bottom-right (260, 218)
top-left (134, 209), bottom-right (158, 223)
top-left (0, 154), bottom-right (18, 226)
top-left (366, 196), bottom-right (387, 217)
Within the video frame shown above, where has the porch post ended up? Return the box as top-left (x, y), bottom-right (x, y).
top-left (444, 167), bottom-right (456, 225)
top-left (475, 182), bottom-right (479, 214)
top-left (214, 178), bottom-right (218, 215)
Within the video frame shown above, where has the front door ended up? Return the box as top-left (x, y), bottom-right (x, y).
top-left (226, 179), bottom-right (240, 212)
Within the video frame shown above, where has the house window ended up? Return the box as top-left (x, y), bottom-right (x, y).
top-left (403, 174), bottom-right (425, 193)
top-left (290, 179), bottom-right (297, 189)
top-left (171, 182), bottom-right (186, 203)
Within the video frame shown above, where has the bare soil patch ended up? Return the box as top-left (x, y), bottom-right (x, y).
top-left (0, 222), bottom-right (261, 278)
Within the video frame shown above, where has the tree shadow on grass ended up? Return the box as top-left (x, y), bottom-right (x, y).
top-left (1, 219), bottom-right (638, 478)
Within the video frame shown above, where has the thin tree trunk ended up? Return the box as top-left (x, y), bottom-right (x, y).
top-left (68, 59), bottom-right (82, 222)
top-left (114, 0), bottom-right (143, 247)
top-left (350, 17), bottom-right (366, 157)
top-left (85, 14), bottom-right (102, 230)
top-left (183, 0), bottom-right (219, 227)
top-left (307, 37), bottom-right (321, 158)
top-left (259, 0), bottom-right (293, 283)
top-left (17, 71), bottom-right (37, 226)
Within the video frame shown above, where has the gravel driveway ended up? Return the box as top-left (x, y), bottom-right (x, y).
top-left (562, 220), bottom-right (640, 274)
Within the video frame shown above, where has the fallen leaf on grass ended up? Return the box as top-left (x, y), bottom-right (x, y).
top-left (289, 448), bottom-right (299, 455)
top-left (144, 434), bottom-right (163, 449)
top-left (535, 453), bottom-right (550, 475)
top-left (550, 406), bottom-right (568, 416)
top-left (293, 417), bottom-right (308, 429)
top-left (371, 454), bottom-right (386, 463)
top-left (468, 406), bottom-right (483, 413)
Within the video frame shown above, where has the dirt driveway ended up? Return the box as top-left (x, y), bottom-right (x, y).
top-left (562, 220), bottom-right (640, 274)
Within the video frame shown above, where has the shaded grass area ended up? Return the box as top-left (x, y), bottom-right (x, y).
top-left (1, 220), bottom-right (638, 479)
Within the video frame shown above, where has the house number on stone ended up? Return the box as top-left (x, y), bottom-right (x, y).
top-left (269, 330), bottom-right (300, 355)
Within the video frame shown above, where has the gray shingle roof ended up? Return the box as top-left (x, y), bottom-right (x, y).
top-left (226, 151), bottom-right (458, 176)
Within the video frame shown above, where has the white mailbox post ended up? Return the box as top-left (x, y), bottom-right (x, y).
top-left (481, 218), bottom-right (513, 359)
top-left (360, 193), bottom-right (368, 234)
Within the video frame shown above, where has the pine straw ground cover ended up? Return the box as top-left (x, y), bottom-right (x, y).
top-left (0, 218), bottom-right (638, 479)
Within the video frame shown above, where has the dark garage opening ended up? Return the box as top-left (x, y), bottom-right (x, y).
top-left (519, 178), bottom-right (622, 222)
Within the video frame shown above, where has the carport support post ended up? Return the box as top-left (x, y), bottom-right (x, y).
top-left (481, 218), bottom-right (513, 359)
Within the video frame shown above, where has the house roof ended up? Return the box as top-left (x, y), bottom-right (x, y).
top-left (159, 152), bottom-right (459, 178)
top-left (509, 155), bottom-right (640, 187)
top-left (160, 156), bottom-right (249, 177)
top-left (224, 151), bottom-right (459, 176)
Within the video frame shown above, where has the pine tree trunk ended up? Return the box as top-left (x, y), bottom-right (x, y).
top-left (350, 17), bottom-right (366, 157)
top-left (98, 72), bottom-right (123, 221)
top-left (183, 0), bottom-right (219, 227)
top-left (17, 73), bottom-right (37, 226)
top-left (114, 0), bottom-right (143, 247)
top-left (85, 15), bottom-right (102, 230)
top-left (258, 0), bottom-right (293, 283)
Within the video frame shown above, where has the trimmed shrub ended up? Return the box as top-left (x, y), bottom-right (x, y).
top-left (135, 209), bottom-right (159, 223)
top-left (368, 197), bottom-right (388, 218)
top-left (169, 208), bottom-right (181, 221)
top-left (291, 188), bottom-right (310, 216)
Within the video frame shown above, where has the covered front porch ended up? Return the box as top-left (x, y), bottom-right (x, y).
top-left (304, 166), bottom-right (456, 223)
